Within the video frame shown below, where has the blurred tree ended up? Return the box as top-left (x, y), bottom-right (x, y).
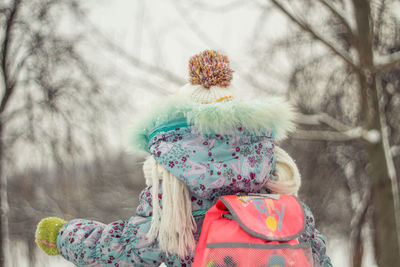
top-left (253, 0), bottom-right (400, 266)
top-left (0, 0), bottom-right (119, 265)
top-left (7, 151), bottom-right (147, 266)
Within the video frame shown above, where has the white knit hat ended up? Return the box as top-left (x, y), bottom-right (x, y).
top-left (175, 50), bottom-right (237, 104)
top-left (175, 83), bottom-right (238, 104)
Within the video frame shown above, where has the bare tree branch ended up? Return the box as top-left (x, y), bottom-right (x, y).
top-left (375, 0), bottom-right (387, 45)
top-left (0, 0), bottom-right (21, 113)
top-left (296, 112), bottom-right (383, 143)
top-left (187, 0), bottom-right (245, 13)
top-left (10, 52), bottom-right (31, 86)
top-left (374, 51), bottom-right (400, 73)
top-left (173, 1), bottom-right (220, 49)
top-left (350, 187), bottom-right (371, 229)
top-left (350, 188), bottom-right (371, 267)
top-left (0, 100), bottom-right (45, 126)
top-left (269, 0), bottom-right (358, 71)
top-left (0, 8), bottom-right (9, 15)
top-left (317, 0), bottom-right (354, 37)
top-left (335, 150), bottom-right (371, 267)
top-left (292, 127), bottom-right (380, 143)
top-left (85, 21), bottom-right (185, 86)
top-left (297, 112), bottom-right (352, 131)
top-left (376, 77), bottom-right (400, 248)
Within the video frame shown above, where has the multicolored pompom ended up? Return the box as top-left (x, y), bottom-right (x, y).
top-left (189, 50), bottom-right (233, 89)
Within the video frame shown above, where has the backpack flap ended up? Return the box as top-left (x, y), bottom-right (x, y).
top-left (220, 194), bottom-right (305, 241)
top-left (193, 194), bottom-right (313, 267)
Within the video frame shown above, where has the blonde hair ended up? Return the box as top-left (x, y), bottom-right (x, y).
top-left (265, 146), bottom-right (301, 196)
top-left (143, 157), bottom-right (196, 258)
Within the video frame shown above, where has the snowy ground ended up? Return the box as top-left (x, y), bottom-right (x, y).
top-left (7, 236), bottom-right (377, 267)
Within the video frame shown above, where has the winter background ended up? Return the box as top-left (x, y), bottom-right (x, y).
top-left (1, 0), bottom-right (400, 266)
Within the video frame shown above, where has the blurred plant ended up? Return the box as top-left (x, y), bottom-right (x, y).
top-left (0, 0), bottom-right (119, 265)
top-left (248, 0), bottom-right (400, 266)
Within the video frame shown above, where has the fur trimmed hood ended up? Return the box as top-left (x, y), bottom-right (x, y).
top-left (130, 96), bottom-right (296, 152)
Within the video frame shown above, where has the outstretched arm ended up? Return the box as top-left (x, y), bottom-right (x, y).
top-left (299, 201), bottom-right (333, 267)
top-left (37, 216), bottom-right (192, 267)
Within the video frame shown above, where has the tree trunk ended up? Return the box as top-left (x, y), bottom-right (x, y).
top-left (367, 112), bottom-right (400, 266)
top-left (349, 0), bottom-right (400, 265)
top-left (352, 227), bottom-right (364, 267)
top-left (0, 125), bottom-right (4, 267)
top-left (369, 143), bottom-right (400, 265)
top-left (351, 0), bottom-right (400, 264)
top-left (351, 198), bottom-right (371, 267)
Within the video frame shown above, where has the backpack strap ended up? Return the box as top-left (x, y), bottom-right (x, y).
top-left (220, 194), bottom-right (305, 241)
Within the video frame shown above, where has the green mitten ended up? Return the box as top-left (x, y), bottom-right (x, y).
top-left (35, 217), bottom-right (67, 256)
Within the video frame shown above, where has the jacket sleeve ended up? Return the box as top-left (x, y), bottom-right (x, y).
top-left (56, 216), bottom-right (193, 267)
top-left (299, 201), bottom-right (333, 267)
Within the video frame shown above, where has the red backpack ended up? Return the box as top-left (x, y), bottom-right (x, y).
top-left (193, 194), bottom-right (314, 267)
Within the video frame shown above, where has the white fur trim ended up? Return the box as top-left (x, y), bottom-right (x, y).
top-left (265, 146), bottom-right (301, 195)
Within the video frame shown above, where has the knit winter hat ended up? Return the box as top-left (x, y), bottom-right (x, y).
top-left (131, 50), bottom-right (296, 152)
top-left (175, 50), bottom-right (238, 104)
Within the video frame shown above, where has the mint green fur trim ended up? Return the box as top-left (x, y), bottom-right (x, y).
top-left (130, 96), bottom-right (296, 152)
top-left (130, 97), bottom-right (190, 151)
